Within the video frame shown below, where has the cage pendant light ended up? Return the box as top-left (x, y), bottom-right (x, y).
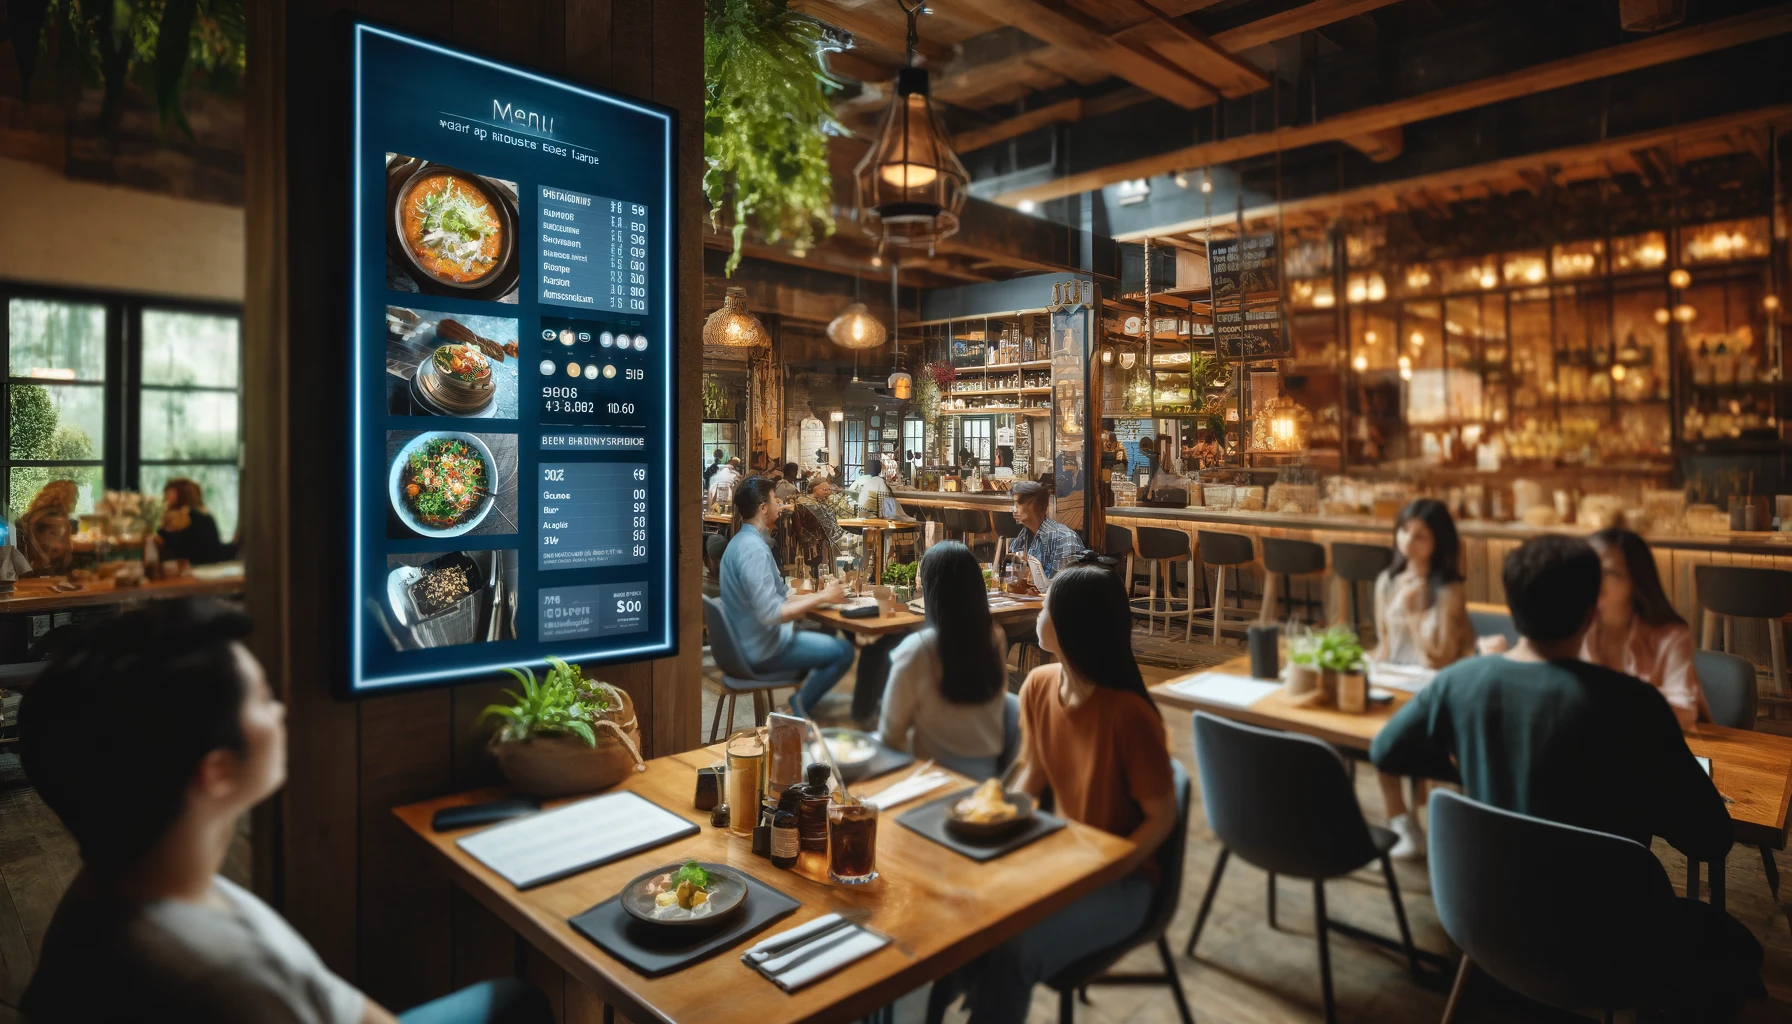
top-left (854, 1), bottom-right (968, 255)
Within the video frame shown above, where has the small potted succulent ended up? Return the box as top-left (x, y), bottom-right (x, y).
top-left (1284, 625), bottom-right (1321, 699)
top-left (482, 657), bottom-right (644, 797)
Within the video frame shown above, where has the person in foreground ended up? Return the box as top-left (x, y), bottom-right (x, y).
top-left (18, 599), bottom-right (550, 1024)
top-left (956, 563), bottom-right (1176, 1024)
top-left (1370, 498), bottom-right (1474, 860)
top-left (720, 477), bottom-right (854, 718)
top-left (1371, 535), bottom-right (1762, 1020)
top-left (876, 542), bottom-right (1008, 778)
top-left (1583, 526), bottom-right (1708, 728)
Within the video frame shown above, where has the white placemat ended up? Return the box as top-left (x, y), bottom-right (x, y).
top-left (1164, 672), bottom-right (1281, 708)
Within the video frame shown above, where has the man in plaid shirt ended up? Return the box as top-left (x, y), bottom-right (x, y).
top-left (1008, 480), bottom-right (1084, 586)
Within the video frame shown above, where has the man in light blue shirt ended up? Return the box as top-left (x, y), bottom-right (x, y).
top-left (720, 477), bottom-right (856, 717)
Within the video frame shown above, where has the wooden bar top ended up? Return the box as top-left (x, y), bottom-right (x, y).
top-left (1152, 655), bottom-right (1792, 849)
top-left (0, 565), bottom-right (246, 614)
top-left (395, 745), bottom-right (1135, 1024)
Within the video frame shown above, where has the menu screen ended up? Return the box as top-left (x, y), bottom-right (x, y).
top-left (350, 23), bottom-right (675, 693)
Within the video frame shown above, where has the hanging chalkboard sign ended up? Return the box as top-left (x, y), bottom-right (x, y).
top-left (1210, 234), bottom-right (1279, 302)
top-left (1215, 304), bottom-right (1287, 359)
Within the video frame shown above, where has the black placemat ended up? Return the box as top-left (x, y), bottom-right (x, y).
top-left (811, 738), bottom-right (914, 785)
top-left (568, 869), bottom-right (801, 977)
top-left (896, 789), bottom-right (1066, 862)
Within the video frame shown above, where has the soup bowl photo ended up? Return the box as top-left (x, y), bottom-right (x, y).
top-left (387, 431), bottom-right (499, 538)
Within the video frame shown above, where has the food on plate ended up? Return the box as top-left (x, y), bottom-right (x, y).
top-left (432, 344), bottom-right (491, 384)
top-left (953, 777), bottom-right (1020, 824)
top-left (651, 861), bottom-right (713, 917)
top-left (402, 171), bottom-right (503, 284)
top-left (503, 340), bottom-right (519, 358)
top-left (410, 564), bottom-right (471, 615)
top-left (401, 437), bottom-right (489, 528)
top-left (819, 730), bottom-right (877, 766)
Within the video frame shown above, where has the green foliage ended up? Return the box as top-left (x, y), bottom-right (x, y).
top-left (6, 386), bottom-right (97, 522)
top-left (20, 1), bottom-right (247, 137)
top-left (702, 374), bottom-right (734, 419)
top-left (1313, 625), bottom-right (1366, 673)
top-left (704, 0), bottom-right (839, 275)
top-left (9, 385), bottom-right (58, 460)
top-left (881, 561), bottom-right (917, 587)
top-left (481, 656), bottom-right (621, 748)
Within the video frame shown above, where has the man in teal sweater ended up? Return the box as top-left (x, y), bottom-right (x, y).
top-left (1372, 534), bottom-right (1762, 1017)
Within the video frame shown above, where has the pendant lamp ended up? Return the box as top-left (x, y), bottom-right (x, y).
top-left (703, 286), bottom-right (769, 347)
top-left (827, 302), bottom-right (887, 350)
top-left (854, 1), bottom-right (968, 255)
top-left (887, 369), bottom-right (913, 399)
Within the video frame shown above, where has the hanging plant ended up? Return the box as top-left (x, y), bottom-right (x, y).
top-left (704, 0), bottom-right (839, 275)
top-left (914, 374), bottom-right (940, 423)
top-left (702, 375), bottom-right (734, 419)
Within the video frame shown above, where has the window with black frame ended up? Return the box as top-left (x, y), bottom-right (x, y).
top-left (2, 287), bottom-right (242, 540)
top-left (840, 416), bottom-right (867, 482)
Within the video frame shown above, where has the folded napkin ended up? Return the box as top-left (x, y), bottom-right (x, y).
top-left (864, 770), bottom-right (952, 811)
top-left (744, 913), bottom-right (891, 992)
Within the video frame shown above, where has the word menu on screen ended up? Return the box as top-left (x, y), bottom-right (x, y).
top-left (349, 22), bottom-right (675, 693)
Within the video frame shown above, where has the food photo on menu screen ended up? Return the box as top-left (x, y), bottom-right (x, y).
top-left (351, 22), bottom-right (673, 693)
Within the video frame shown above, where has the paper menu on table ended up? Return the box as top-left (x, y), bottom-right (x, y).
top-left (456, 791), bottom-right (698, 890)
top-left (1367, 661), bottom-right (1437, 693)
top-left (1164, 672), bottom-right (1281, 708)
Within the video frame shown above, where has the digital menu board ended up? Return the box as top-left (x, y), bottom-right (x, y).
top-left (349, 22), bottom-right (675, 693)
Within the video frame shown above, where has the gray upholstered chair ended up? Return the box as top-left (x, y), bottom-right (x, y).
top-left (701, 595), bottom-right (807, 743)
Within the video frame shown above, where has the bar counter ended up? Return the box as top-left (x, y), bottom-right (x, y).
top-left (892, 488), bottom-right (1790, 620)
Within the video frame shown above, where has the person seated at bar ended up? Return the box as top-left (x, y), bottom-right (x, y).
top-left (156, 478), bottom-right (232, 565)
top-left (702, 447), bottom-right (725, 488)
top-left (956, 564), bottom-right (1175, 1023)
top-left (1370, 497), bottom-right (1474, 860)
top-left (774, 462), bottom-right (800, 501)
top-left (876, 542), bottom-right (1007, 778)
top-left (721, 478), bottom-right (854, 718)
top-left (706, 456), bottom-right (742, 507)
top-left (1584, 526), bottom-right (1707, 729)
top-left (16, 480), bottom-right (78, 577)
top-left (848, 457), bottom-right (892, 518)
top-left (1007, 480), bottom-right (1082, 592)
top-left (18, 598), bottom-right (552, 1024)
top-left (1371, 535), bottom-right (1762, 1019)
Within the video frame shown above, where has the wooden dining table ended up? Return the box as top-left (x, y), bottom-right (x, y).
top-left (396, 746), bottom-right (1136, 1024)
top-left (1151, 654), bottom-right (1792, 909)
top-left (807, 592), bottom-right (1043, 640)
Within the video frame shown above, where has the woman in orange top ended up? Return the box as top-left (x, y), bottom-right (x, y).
top-left (958, 562), bottom-right (1176, 1024)
top-left (1583, 527), bottom-right (1709, 728)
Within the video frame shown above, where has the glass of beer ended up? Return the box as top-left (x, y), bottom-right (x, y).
top-left (826, 800), bottom-right (879, 884)
top-left (725, 730), bottom-right (766, 839)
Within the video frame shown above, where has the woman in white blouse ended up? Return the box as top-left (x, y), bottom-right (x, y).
top-left (877, 541), bottom-right (1009, 779)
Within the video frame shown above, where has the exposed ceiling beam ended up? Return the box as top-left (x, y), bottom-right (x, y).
top-left (971, 0), bottom-right (1225, 108)
top-left (790, 0), bottom-right (954, 64)
top-left (1100, 0), bottom-right (1271, 97)
top-left (1210, 0), bottom-right (1404, 53)
top-left (950, 88), bottom-right (1153, 153)
top-left (1109, 102), bottom-right (1792, 239)
top-left (998, 5), bottom-right (1792, 206)
top-left (1342, 126), bottom-right (1404, 162)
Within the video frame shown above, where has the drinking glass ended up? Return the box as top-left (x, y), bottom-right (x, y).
top-left (725, 730), bottom-right (766, 838)
top-left (827, 800), bottom-right (879, 884)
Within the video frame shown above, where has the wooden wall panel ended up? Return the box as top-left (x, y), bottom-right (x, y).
top-left (245, 0), bottom-right (705, 1015)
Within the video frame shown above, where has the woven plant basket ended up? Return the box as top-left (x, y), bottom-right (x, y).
top-left (490, 687), bottom-right (645, 798)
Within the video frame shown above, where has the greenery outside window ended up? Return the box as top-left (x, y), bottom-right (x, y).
top-left (2, 287), bottom-right (243, 535)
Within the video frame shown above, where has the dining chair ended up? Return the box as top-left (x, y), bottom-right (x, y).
top-left (930, 693), bottom-right (1023, 783)
top-left (700, 595), bottom-right (808, 743)
top-left (1186, 712), bottom-right (1422, 1024)
top-left (1043, 759), bottom-right (1195, 1024)
top-left (1428, 789), bottom-right (1688, 1023)
top-left (1691, 649), bottom-right (1788, 937)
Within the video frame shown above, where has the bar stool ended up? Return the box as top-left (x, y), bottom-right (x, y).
top-left (1132, 527), bottom-right (1195, 639)
top-left (1695, 564), bottom-right (1792, 708)
top-left (1331, 542), bottom-right (1394, 640)
top-left (1259, 537), bottom-right (1327, 626)
top-left (1195, 530), bottom-right (1255, 645)
top-left (1105, 524), bottom-right (1136, 597)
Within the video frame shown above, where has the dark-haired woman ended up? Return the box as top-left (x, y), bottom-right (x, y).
top-left (1371, 498), bottom-right (1473, 860)
top-left (719, 477), bottom-right (855, 718)
top-left (959, 564), bottom-right (1175, 1023)
top-left (876, 542), bottom-right (1008, 778)
top-left (1584, 527), bottom-right (1708, 729)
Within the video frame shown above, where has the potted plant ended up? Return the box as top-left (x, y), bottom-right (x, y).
top-left (1284, 625), bottom-right (1321, 699)
top-left (881, 560), bottom-right (917, 603)
top-left (1313, 625), bottom-right (1368, 711)
top-left (482, 657), bottom-right (644, 797)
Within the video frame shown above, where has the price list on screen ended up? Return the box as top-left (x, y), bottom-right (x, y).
top-left (538, 462), bottom-right (650, 570)
top-left (537, 185), bottom-right (649, 314)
